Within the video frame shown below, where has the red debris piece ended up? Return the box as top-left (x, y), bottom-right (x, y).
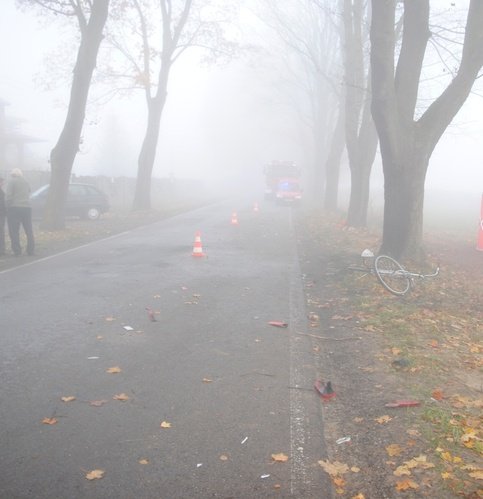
top-left (384, 400), bottom-right (421, 408)
top-left (268, 321), bottom-right (288, 328)
top-left (314, 380), bottom-right (336, 401)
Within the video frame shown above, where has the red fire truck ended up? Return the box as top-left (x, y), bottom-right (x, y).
top-left (263, 160), bottom-right (302, 203)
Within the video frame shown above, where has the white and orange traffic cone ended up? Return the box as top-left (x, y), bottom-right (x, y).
top-left (253, 202), bottom-right (259, 213)
top-left (477, 194), bottom-right (483, 251)
top-left (231, 212), bottom-right (239, 226)
top-left (192, 230), bottom-right (205, 257)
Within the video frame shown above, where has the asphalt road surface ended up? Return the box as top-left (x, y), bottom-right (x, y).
top-left (0, 200), bottom-right (332, 499)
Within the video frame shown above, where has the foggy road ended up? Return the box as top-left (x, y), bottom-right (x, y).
top-left (0, 201), bottom-right (331, 499)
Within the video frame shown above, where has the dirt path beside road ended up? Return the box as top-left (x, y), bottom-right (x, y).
top-left (296, 212), bottom-right (482, 498)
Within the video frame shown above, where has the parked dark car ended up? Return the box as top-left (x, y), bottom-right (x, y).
top-left (30, 183), bottom-right (110, 220)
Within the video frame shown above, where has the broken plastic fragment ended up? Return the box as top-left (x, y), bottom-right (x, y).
top-left (385, 400), bottom-right (421, 408)
top-left (268, 321), bottom-right (288, 328)
top-left (123, 326), bottom-right (134, 331)
top-left (241, 436), bottom-right (248, 444)
top-left (314, 380), bottom-right (336, 401)
top-left (260, 474), bottom-right (270, 479)
top-left (336, 436), bottom-right (351, 445)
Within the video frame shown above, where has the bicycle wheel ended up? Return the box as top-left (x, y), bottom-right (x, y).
top-left (374, 255), bottom-right (411, 296)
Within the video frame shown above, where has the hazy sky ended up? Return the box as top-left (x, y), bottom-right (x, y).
top-left (1, 0), bottom-right (482, 200)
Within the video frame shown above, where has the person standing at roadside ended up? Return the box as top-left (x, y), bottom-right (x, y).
top-left (0, 177), bottom-right (6, 255)
top-left (6, 168), bottom-right (35, 256)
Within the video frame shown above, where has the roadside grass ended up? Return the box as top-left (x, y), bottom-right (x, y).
top-left (302, 211), bottom-right (482, 497)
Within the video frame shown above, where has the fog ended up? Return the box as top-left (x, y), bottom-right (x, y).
top-left (1, 1), bottom-right (482, 229)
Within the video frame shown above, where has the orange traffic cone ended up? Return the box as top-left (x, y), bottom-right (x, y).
top-left (231, 212), bottom-right (239, 225)
top-left (477, 194), bottom-right (483, 251)
top-left (253, 202), bottom-right (259, 213)
top-left (192, 230), bottom-right (205, 257)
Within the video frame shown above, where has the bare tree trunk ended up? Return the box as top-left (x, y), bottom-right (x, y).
top-left (371, 0), bottom-right (483, 259)
top-left (323, 106), bottom-right (345, 212)
top-left (132, 87), bottom-right (167, 210)
top-left (41, 0), bottom-right (109, 230)
top-left (347, 90), bottom-right (378, 226)
top-left (343, 0), bottom-right (377, 227)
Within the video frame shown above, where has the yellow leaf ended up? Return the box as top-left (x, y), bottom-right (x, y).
top-left (61, 396), bottom-right (76, 402)
top-left (42, 417), bottom-right (58, 425)
top-left (113, 393), bottom-right (129, 401)
top-left (469, 470), bottom-right (483, 480)
top-left (375, 415), bottom-right (392, 424)
top-left (318, 460), bottom-right (349, 476)
top-left (395, 478), bottom-right (419, 491)
top-left (106, 366), bottom-right (121, 374)
top-left (139, 459), bottom-right (149, 465)
top-left (394, 465), bottom-right (411, 476)
top-left (85, 469), bottom-right (105, 480)
top-left (160, 421), bottom-right (172, 428)
top-left (408, 455), bottom-right (435, 469)
top-left (386, 444), bottom-right (402, 457)
top-left (351, 466), bottom-right (361, 473)
top-left (441, 451), bottom-right (452, 462)
top-left (441, 472), bottom-right (452, 480)
top-left (271, 453), bottom-right (289, 462)
top-left (352, 494), bottom-right (365, 499)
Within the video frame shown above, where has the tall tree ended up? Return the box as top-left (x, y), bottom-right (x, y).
top-left (106, 0), bottom-right (237, 211)
top-left (20, 0), bottom-right (110, 230)
top-left (371, 0), bottom-right (483, 259)
top-left (343, 0), bottom-right (378, 227)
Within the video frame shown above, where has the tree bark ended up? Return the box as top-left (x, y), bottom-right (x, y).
top-left (323, 105), bottom-right (345, 212)
top-left (132, 82), bottom-right (168, 211)
top-left (343, 0), bottom-right (378, 227)
top-left (371, 0), bottom-right (483, 259)
top-left (41, 0), bottom-right (110, 230)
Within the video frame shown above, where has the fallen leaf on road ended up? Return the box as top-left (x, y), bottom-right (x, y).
top-left (85, 469), bottom-right (105, 480)
top-left (89, 400), bottom-right (108, 407)
top-left (219, 455), bottom-right (229, 461)
top-left (469, 470), bottom-right (483, 480)
top-left (386, 444), bottom-right (403, 457)
top-left (351, 467), bottom-right (361, 473)
top-left (139, 459), bottom-right (149, 465)
top-left (375, 415), bottom-right (393, 424)
top-left (431, 389), bottom-right (444, 400)
top-left (333, 477), bottom-right (345, 487)
top-left (395, 478), bottom-right (419, 491)
top-left (106, 366), bottom-right (122, 374)
top-left (113, 393), bottom-right (129, 401)
top-left (160, 421), bottom-right (172, 428)
top-left (318, 460), bottom-right (349, 476)
top-left (271, 453), bottom-right (289, 462)
top-left (42, 417), bottom-right (58, 425)
top-left (202, 378), bottom-right (213, 383)
top-left (352, 494), bottom-right (365, 499)
top-left (61, 396), bottom-right (76, 402)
